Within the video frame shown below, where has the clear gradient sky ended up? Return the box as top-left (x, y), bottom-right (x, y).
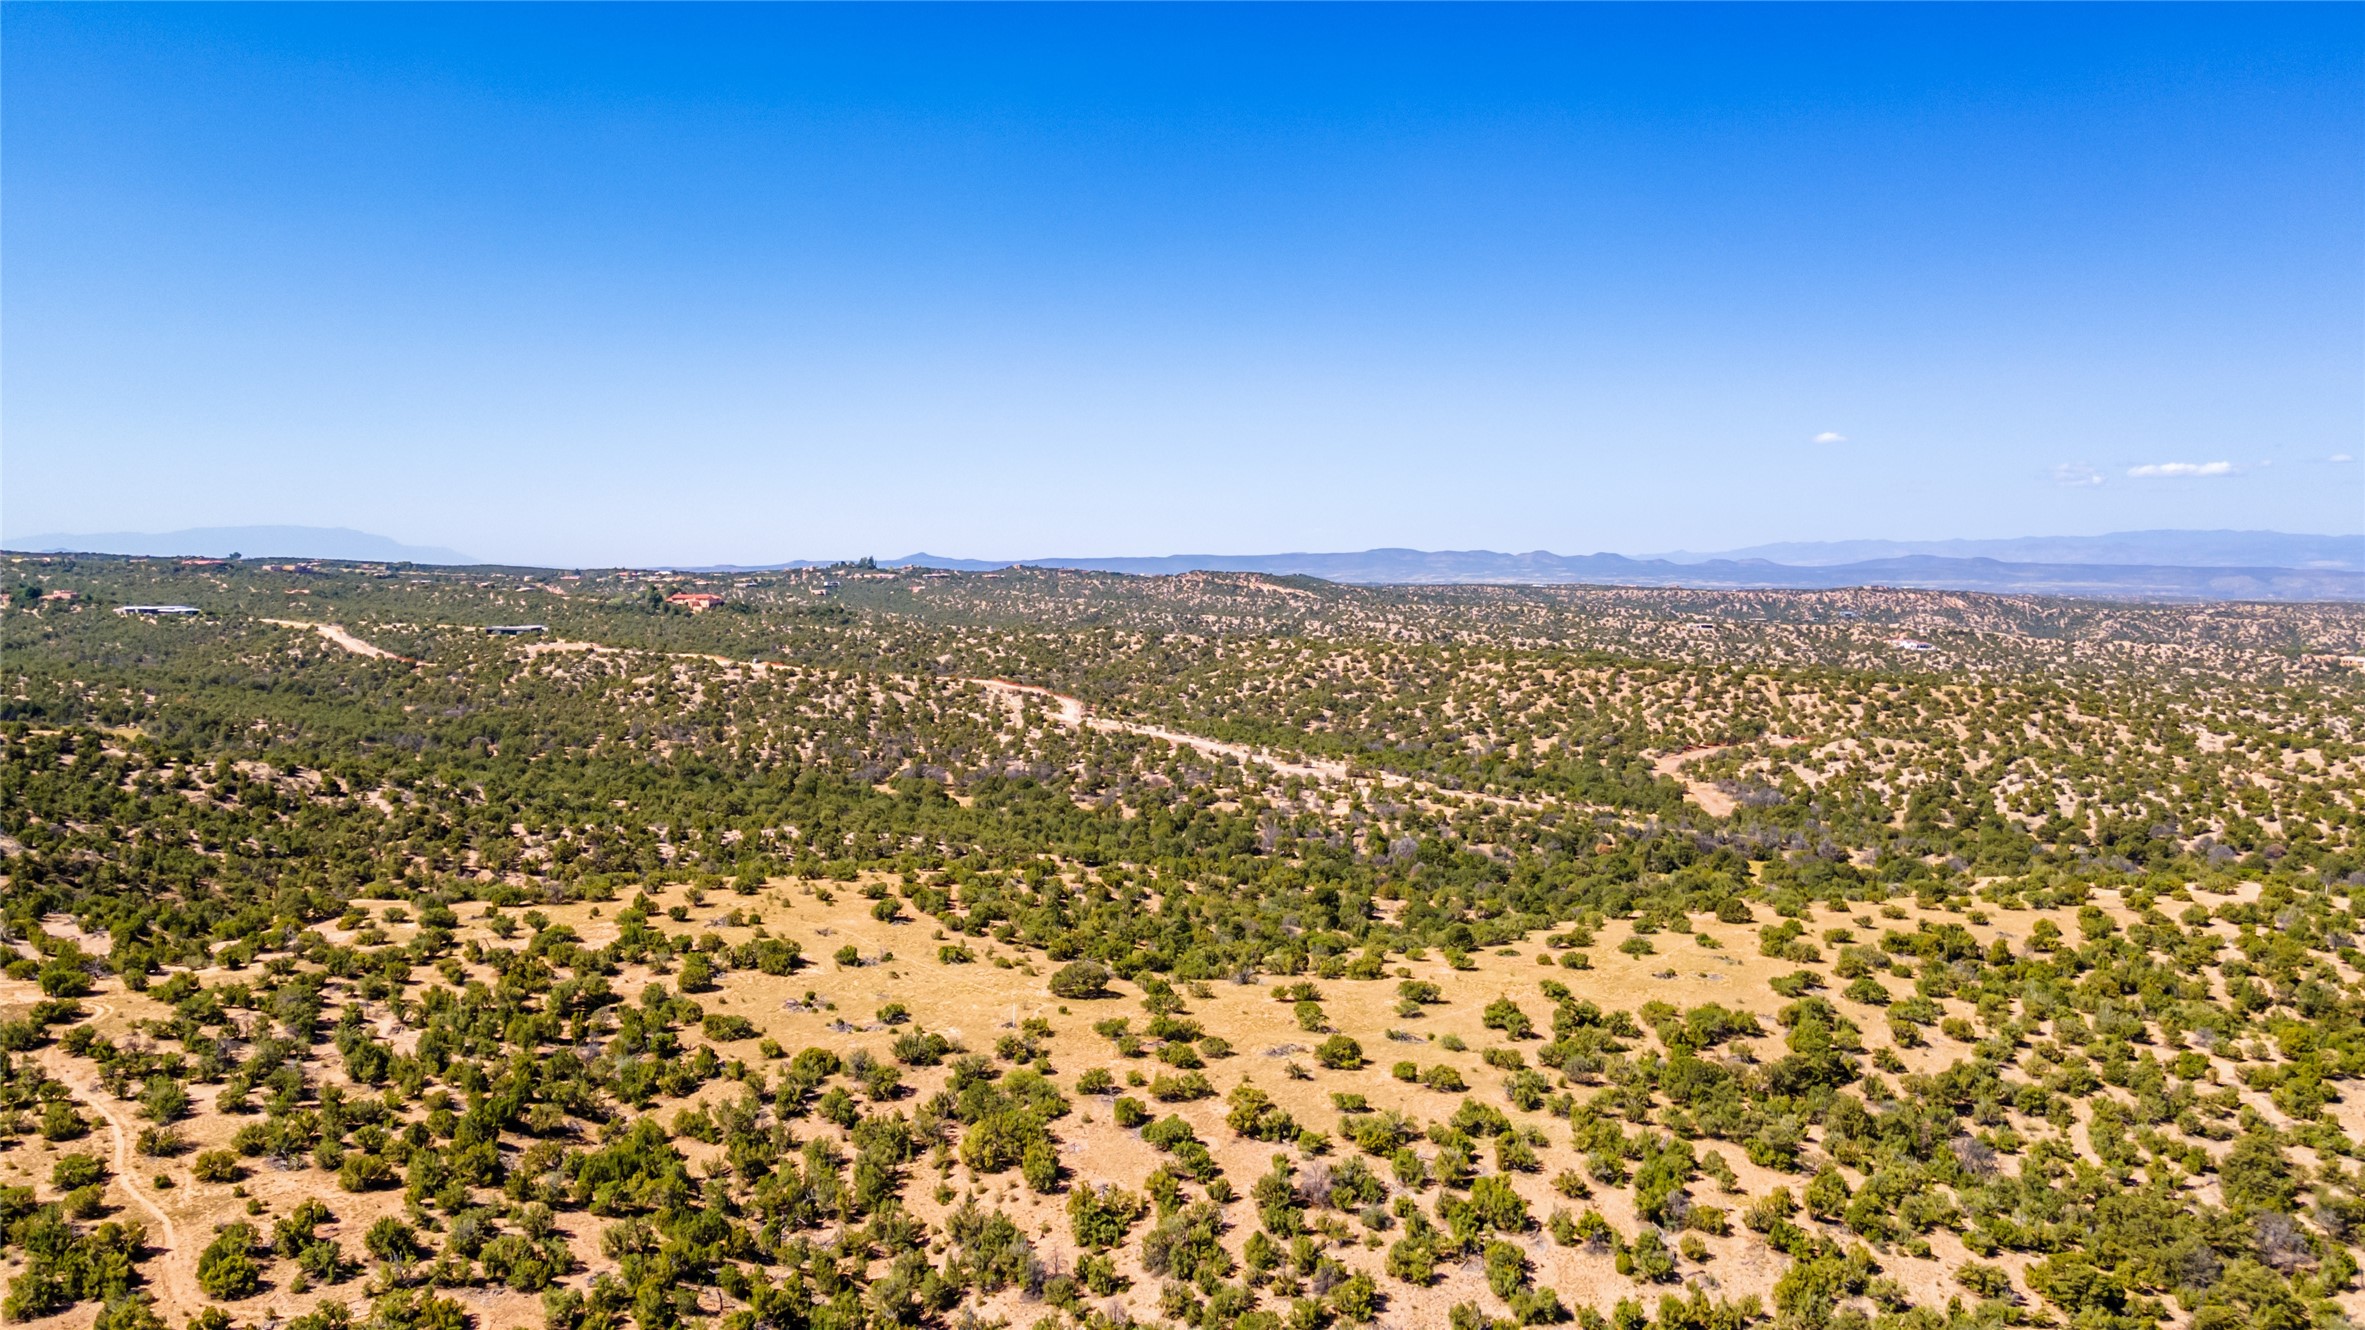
top-left (4, 3), bottom-right (2359, 567)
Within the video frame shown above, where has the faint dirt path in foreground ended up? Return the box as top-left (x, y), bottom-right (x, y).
top-left (965, 677), bottom-right (1587, 815)
top-left (7, 994), bottom-right (200, 1314)
top-left (261, 619), bottom-right (411, 662)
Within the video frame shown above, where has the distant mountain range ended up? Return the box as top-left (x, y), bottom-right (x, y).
top-left (9, 526), bottom-right (2362, 600)
top-left (1649, 529), bottom-right (2362, 570)
top-left (6, 525), bottom-right (475, 565)
top-left (880, 547), bottom-right (2363, 601)
top-left (859, 529), bottom-right (2356, 585)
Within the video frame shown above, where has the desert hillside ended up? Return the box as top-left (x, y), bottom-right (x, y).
top-left (1, 555), bottom-right (2360, 1330)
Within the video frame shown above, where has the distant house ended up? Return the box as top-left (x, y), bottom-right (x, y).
top-left (484, 624), bottom-right (548, 636)
top-left (667, 592), bottom-right (726, 611)
top-left (116, 604), bottom-right (202, 616)
top-left (1891, 637), bottom-right (1936, 652)
top-left (40, 590), bottom-right (80, 603)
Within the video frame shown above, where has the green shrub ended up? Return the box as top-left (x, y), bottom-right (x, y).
top-left (197, 1222), bottom-right (262, 1300)
top-left (1067, 1184), bottom-right (1148, 1249)
top-left (1148, 1071), bottom-right (1214, 1102)
top-left (51, 1153), bottom-right (106, 1191)
top-left (1315, 1035), bottom-right (1365, 1070)
top-left (699, 1013), bottom-right (757, 1041)
top-left (1048, 960), bottom-right (1112, 999)
top-left (1022, 1139), bottom-right (1061, 1193)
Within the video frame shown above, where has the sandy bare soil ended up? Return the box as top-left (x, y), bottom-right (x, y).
top-left (8, 876), bottom-right (2339, 1330)
top-left (260, 620), bottom-right (409, 661)
top-left (35, 1006), bottom-right (200, 1314)
top-left (1652, 747), bottom-right (1738, 818)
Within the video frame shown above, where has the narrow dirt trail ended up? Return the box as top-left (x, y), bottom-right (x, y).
top-left (511, 637), bottom-right (782, 677)
top-left (12, 997), bottom-right (201, 1313)
top-left (281, 618), bottom-right (1620, 822)
top-left (251, 615), bottom-right (1633, 822)
top-left (972, 677), bottom-right (1361, 785)
top-left (966, 677), bottom-right (1589, 816)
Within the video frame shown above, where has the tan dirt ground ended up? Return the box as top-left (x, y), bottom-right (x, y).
top-left (6, 877), bottom-right (2343, 1329)
top-left (1650, 748), bottom-right (1739, 820)
top-left (258, 620), bottom-right (411, 662)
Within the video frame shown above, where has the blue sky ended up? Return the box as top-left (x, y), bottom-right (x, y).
top-left (5, 4), bottom-right (2359, 566)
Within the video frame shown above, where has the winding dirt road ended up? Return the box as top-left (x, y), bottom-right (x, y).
top-left (967, 677), bottom-right (1586, 815)
top-left (251, 617), bottom-right (1647, 820)
top-left (15, 997), bottom-right (200, 1312)
top-left (972, 677), bottom-right (1353, 783)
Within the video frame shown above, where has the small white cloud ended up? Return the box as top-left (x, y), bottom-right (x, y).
top-left (2329, 453), bottom-right (2355, 464)
top-left (2127, 461), bottom-right (2235, 478)
top-left (1812, 431), bottom-right (1847, 445)
top-left (2051, 463), bottom-right (2104, 487)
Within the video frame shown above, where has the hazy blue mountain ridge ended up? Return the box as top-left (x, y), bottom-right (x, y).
top-left (883, 549), bottom-right (2362, 600)
top-left (10, 527), bottom-right (2361, 599)
top-left (1648, 529), bottom-right (2362, 570)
